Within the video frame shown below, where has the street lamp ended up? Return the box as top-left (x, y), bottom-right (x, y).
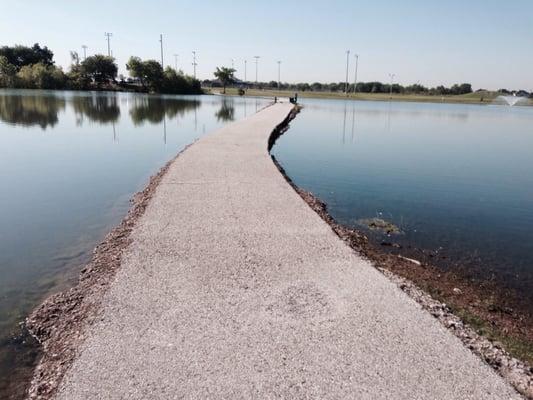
top-left (345, 50), bottom-right (350, 96)
top-left (353, 54), bottom-right (359, 96)
top-left (277, 60), bottom-right (281, 88)
top-left (253, 56), bottom-right (260, 83)
top-left (192, 51), bottom-right (197, 78)
top-left (389, 73), bottom-right (396, 99)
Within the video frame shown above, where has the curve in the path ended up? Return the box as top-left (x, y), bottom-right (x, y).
top-left (54, 103), bottom-right (520, 399)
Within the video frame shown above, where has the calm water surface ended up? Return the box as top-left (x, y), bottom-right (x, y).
top-left (272, 98), bottom-right (533, 307)
top-left (0, 89), bottom-right (269, 397)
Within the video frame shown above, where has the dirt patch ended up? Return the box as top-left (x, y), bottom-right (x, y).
top-left (24, 142), bottom-right (196, 400)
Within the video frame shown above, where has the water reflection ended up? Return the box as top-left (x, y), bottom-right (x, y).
top-left (272, 98), bottom-right (533, 309)
top-left (0, 90), bottom-right (271, 399)
top-left (215, 98), bottom-right (235, 122)
top-left (72, 94), bottom-right (120, 125)
top-left (0, 93), bottom-right (65, 129)
top-left (341, 102), bottom-right (357, 143)
top-left (129, 96), bottom-right (200, 125)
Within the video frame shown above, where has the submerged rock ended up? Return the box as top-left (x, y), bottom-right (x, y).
top-left (357, 217), bottom-right (402, 235)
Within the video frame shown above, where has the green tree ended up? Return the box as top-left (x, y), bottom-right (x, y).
top-left (68, 52), bottom-right (90, 90)
top-left (0, 56), bottom-right (17, 87)
top-left (81, 55), bottom-right (117, 85)
top-left (0, 43), bottom-right (54, 69)
top-left (213, 67), bottom-right (236, 94)
top-left (126, 57), bottom-right (164, 91)
top-left (16, 63), bottom-right (67, 89)
top-left (161, 67), bottom-right (202, 94)
top-left (142, 60), bottom-right (164, 91)
top-left (125, 56), bottom-right (145, 85)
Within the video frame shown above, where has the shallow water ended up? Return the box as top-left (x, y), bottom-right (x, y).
top-left (0, 89), bottom-right (269, 398)
top-left (272, 98), bottom-right (533, 308)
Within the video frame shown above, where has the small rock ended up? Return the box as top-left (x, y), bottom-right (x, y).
top-left (452, 287), bottom-right (462, 295)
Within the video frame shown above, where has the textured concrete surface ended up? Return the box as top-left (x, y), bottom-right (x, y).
top-left (56, 103), bottom-right (520, 399)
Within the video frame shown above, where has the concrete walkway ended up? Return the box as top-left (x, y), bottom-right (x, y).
top-left (55, 103), bottom-right (519, 399)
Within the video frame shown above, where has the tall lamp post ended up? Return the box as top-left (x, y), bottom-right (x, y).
top-left (353, 54), bottom-right (359, 96)
top-left (159, 34), bottom-right (164, 67)
top-left (253, 56), bottom-right (260, 83)
top-left (277, 60), bottom-right (281, 88)
top-left (104, 32), bottom-right (113, 57)
top-left (389, 73), bottom-right (396, 99)
top-left (192, 51), bottom-right (197, 78)
top-left (345, 50), bottom-right (350, 96)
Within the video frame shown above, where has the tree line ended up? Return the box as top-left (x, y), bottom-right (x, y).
top-left (206, 71), bottom-right (533, 97)
top-left (0, 43), bottom-right (202, 94)
top-left (205, 77), bottom-right (476, 96)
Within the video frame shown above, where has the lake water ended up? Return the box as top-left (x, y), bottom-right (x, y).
top-left (272, 98), bottom-right (533, 310)
top-left (0, 89), bottom-right (269, 398)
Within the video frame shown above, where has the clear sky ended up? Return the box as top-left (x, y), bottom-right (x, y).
top-left (1, 0), bottom-right (531, 90)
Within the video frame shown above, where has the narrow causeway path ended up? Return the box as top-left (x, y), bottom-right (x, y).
top-left (55, 103), bottom-right (520, 399)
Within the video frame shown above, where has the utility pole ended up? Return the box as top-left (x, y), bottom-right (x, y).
top-left (173, 54), bottom-right (179, 71)
top-left (345, 50), bottom-right (350, 96)
top-left (244, 60), bottom-right (247, 81)
top-left (277, 60), bottom-right (281, 88)
top-left (353, 54), bottom-right (359, 96)
top-left (231, 58), bottom-right (234, 69)
top-left (104, 32), bottom-right (112, 57)
top-left (254, 56), bottom-right (260, 83)
top-left (81, 45), bottom-right (88, 60)
top-left (192, 51), bottom-right (197, 78)
top-left (389, 73), bottom-right (396, 99)
top-left (159, 34), bottom-right (164, 67)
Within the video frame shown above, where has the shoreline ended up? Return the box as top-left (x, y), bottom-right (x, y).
top-left (212, 88), bottom-right (533, 107)
top-left (23, 103), bottom-right (531, 398)
top-left (24, 142), bottom-right (196, 399)
top-left (269, 106), bottom-right (532, 397)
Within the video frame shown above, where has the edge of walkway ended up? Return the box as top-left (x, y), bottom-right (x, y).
top-left (24, 141), bottom-right (199, 399)
top-left (24, 102), bottom-right (529, 399)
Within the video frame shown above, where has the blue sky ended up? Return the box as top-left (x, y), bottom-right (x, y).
top-left (1, 0), bottom-right (531, 90)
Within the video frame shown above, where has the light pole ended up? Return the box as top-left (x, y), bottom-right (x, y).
top-left (192, 51), bottom-right (197, 78)
top-left (277, 60), bottom-right (281, 88)
top-left (389, 73), bottom-right (396, 99)
top-left (254, 56), bottom-right (260, 83)
top-left (244, 60), bottom-right (247, 82)
top-left (173, 54), bottom-right (179, 71)
top-left (159, 34), bottom-right (164, 67)
top-left (231, 58), bottom-right (234, 69)
top-left (353, 54), bottom-right (359, 96)
top-left (345, 50), bottom-right (350, 96)
top-left (104, 32), bottom-right (112, 57)
top-left (81, 45), bottom-right (88, 60)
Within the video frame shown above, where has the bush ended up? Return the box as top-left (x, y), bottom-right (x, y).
top-left (0, 55), bottom-right (17, 87)
top-left (160, 67), bottom-right (201, 94)
top-left (16, 63), bottom-right (67, 89)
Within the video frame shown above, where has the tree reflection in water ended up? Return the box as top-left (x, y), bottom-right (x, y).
top-left (215, 98), bottom-right (235, 122)
top-left (0, 92), bottom-right (66, 129)
top-left (71, 93), bottom-right (121, 125)
top-left (129, 96), bottom-right (200, 126)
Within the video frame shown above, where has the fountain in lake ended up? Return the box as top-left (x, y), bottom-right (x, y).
top-left (494, 94), bottom-right (529, 106)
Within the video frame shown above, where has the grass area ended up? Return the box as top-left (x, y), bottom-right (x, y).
top-left (207, 87), bottom-right (532, 106)
top-left (454, 307), bottom-right (533, 365)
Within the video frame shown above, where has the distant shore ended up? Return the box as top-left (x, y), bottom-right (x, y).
top-left (209, 87), bottom-right (533, 106)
